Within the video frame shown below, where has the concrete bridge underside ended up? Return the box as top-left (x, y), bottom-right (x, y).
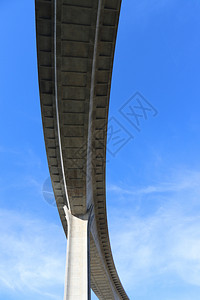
top-left (35, 0), bottom-right (129, 299)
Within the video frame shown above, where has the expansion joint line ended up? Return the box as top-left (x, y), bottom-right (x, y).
top-left (54, 0), bottom-right (71, 212)
top-left (87, 0), bottom-right (102, 202)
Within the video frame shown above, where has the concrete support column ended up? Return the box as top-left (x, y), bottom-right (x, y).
top-left (63, 206), bottom-right (93, 300)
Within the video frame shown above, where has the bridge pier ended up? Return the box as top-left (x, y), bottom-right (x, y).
top-left (63, 206), bottom-right (93, 300)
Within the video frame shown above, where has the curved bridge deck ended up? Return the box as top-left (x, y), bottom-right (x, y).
top-left (35, 0), bottom-right (129, 299)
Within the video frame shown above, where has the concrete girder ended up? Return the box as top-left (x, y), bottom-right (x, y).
top-left (35, 0), bottom-right (129, 299)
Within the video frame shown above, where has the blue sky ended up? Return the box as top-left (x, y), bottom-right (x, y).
top-left (0, 0), bottom-right (200, 299)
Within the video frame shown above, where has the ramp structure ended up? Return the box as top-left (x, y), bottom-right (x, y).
top-left (35, 1), bottom-right (129, 299)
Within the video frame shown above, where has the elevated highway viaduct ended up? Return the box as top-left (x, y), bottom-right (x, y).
top-left (35, 0), bottom-right (129, 299)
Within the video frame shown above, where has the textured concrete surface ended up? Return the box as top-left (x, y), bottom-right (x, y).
top-left (35, 0), bottom-right (129, 299)
top-left (63, 206), bottom-right (91, 300)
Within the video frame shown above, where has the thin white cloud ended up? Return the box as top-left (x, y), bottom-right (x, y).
top-left (110, 209), bottom-right (200, 286)
top-left (107, 169), bottom-right (200, 196)
top-left (1, 168), bottom-right (200, 299)
top-left (107, 168), bottom-right (200, 298)
top-left (0, 145), bottom-right (42, 169)
top-left (0, 209), bottom-right (66, 299)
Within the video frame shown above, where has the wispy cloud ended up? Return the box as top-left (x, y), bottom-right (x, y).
top-left (0, 145), bottom-right (47, 196)
top-left (0, 209), bottom-right (66, 299)
top-left (1, 168), bottom-right (200, 299)
top-left (108, 169), bottom-right (200, 196)
top-left (0, 145), bottom-right (43, 169)
top-left (111, 209), bottom-right (200, 286)
top-left (107, 168), bottom-right (200, 299)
